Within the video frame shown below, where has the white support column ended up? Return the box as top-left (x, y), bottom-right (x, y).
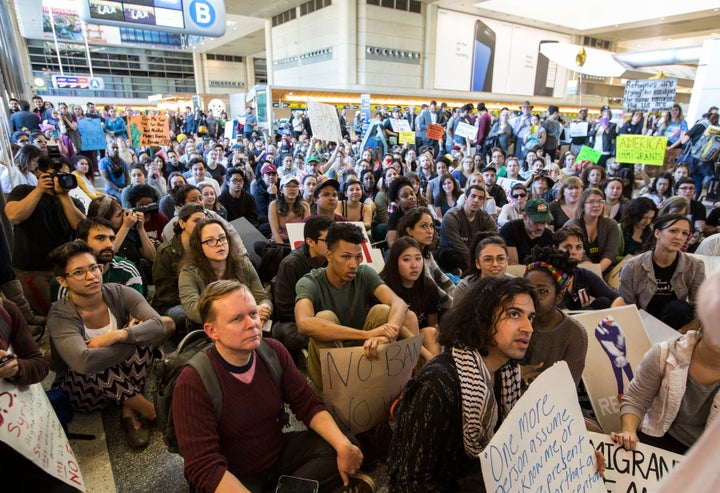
top-left (265, 19), bottom-right (274, 85)
top-left (422, 4), bottom-right (438, 90)
top-left (337, 0), bottom-right (358, 88)
top-left (192, 52), bottom-right (206, 94)
top-left (687, 39), bottom-right (720, 124)
top-left (245, 57), bottom-right (255, 89)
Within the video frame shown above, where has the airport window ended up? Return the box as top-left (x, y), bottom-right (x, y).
top-left (367, 0), bottom-right (421, 13)
top-left (300, 0), bottom-right (332, 16)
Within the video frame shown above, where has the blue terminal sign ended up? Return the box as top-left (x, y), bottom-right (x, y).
top-left (78, 0), bottom-right (226, 37)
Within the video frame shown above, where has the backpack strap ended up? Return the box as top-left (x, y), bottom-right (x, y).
top-left (188, 351), bottom-right (223, 423)
top-left (255, 339), bottom-right (289, 428)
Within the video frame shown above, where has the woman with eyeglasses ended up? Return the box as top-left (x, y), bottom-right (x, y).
top-left (268, 175), bottom-right (310, 244)
top-left (47, 241), bottom-right (168, 448)
top-left (565, 188), bottom-right (620, 273)
top-left (554, 226), bottom-right (625, 310)
top-left (620, 213), bottom-right (705, 331)
top-left (179, 219), bottom-right (272, 326)
top-left (453, 232), bottom-right (509, 305)
top-left (521, 245), bottom-right (588, 387)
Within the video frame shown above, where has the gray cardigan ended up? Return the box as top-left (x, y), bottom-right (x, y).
top-left (619, 251), bottom-right (705, 310)
top-left (48, 284), bottom-right (164, 375)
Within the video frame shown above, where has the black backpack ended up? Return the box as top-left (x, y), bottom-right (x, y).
top-left (153, 330), bottom-right (287, 454)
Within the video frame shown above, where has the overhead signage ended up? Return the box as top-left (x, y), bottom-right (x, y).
top-left (78, 0), bottom-right (226, 37)
top-left (51, 75), bottom-right (105, 90)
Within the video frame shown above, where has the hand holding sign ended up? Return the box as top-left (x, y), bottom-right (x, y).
top-left (426, 124), bottom-right (444, 141)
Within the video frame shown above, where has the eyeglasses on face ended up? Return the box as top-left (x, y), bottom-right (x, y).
top-left (512, 193), bottom-right (527, 199)
top-left (479, 255), bottom-right (508, 265)
top-left (65, 264), bottom-right (101, 280)
top-left (201, 235), bottom-right (228, 247)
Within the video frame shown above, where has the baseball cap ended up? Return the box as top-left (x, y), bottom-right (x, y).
top-left (260, 163), bottom-right (277, 174)
top-left (306, 155), bottom-right (320, 164)
top-left (178, 203), bottom-right (205, 221)
top-left (280, 175), bottom-right (300, 187)
top-left (313, 179), bottom-right (340, 198)
top-left (524, 198), bottom-right (553, 223)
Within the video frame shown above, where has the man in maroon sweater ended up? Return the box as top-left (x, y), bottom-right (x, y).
top-left (173, 280), bottom-right (366, 493)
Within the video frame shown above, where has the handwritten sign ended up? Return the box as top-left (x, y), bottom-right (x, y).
top-left (623, 79), bottom-right (677, 113)
top-left (616, 135), bottom-right (668, 165)
top-left (129, 115), bottom-right (170, 147)
top-left (320, 334), bottom-right (422, 434)
top-left (307, 99), bottom-right (342, 143)
top-left (572, 306), bottom-right (652, 433)
top-left (480, 362), bottom-right (604, 493)
top-left (576, 145), bottom-right (601, 164)
top-left (496, 176), bottom-right (524, 200)
top-left (569, 121), bottom-right (589, 138)
top-left (454, 121), bottom-right (477, 140)
top-left (0, 381), bottom-right (86, 491)
top-left (286, 221), bottom-right (384, 272)
top-left (588, 432), bottom-right (682, 492)
top-left (398, 131), bottom-right (416, 145)
top-left (77, 118), bottom-right (106, 150)
top-left (426, 123), bottom-right (444, 141)
top-left (390, 119), bottom-right (411, 133)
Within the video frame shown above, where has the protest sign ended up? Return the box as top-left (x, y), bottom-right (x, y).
top-left (398, 131), bottom-right (416, 145)
top-left (616, 135), bottom-right (668, 165)
top-left (307, 99), bottom-right (342, 143)
top-left (426, 123), bottom-right (444, 140)
top-left (480, 362), bottom-right (604, 493)
top-left (454, 121), bottom-right (477, 140)
top-left (573, 306), bottom-right (652, 433)
top-left (569, 121), bottom-right (589, 138)
top-left (128, 115), bottom-right (170, 147)
top-left (0, 381), bottom-right (86, 491)
top-left (496, 177), bottom-right (524, 199)
top-left (576, 145), bottom-right (601, 164)
top-left (623, 79), bottom-right (677, 113)
top-left (588, 432), bottom-right (682, 493)
top-left (77, 118), bottom-right (106, 150)
top-left (390, 119), bottom-right (411, 133)
top-left (320, 334), bottom-right (422, 434)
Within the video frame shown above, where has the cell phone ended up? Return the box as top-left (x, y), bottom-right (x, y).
top-left (275, 475), bottom-right (319, 493)
top-left (535, 40), bottom-right (559, 97)
top-left (471, 19), bottom-right (496, 93)
top-left (0, 353), bottom-right (14, 366)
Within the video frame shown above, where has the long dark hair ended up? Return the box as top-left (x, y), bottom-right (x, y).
top-left (181, 219), bottom-right (245, 285)
top-left (647, 172), bottom-right (674, 200)
top-left (397, 207), bottom-right (436, 257)
top-left (646, 213), bottom-right (692, 251)
top-left (380, 237), bottom-right (433, 319)
top-left (276, 186), bottom-right (306, 217)
top-left (437, 173), bottom-right (461, 204)
top-left (620, 197), bottom-right (657, 233)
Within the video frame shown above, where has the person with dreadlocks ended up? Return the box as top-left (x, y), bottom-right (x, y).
top-left (521, 245), bottom-right (588, 388)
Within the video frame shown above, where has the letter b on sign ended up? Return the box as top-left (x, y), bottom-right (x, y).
top-left (190, 0), bottom-right (215, 27)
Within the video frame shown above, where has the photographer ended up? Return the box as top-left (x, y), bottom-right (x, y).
top-left (126, 184), bottom-right (168, 246)
top-left (5, 156), bottom-right (85, 316)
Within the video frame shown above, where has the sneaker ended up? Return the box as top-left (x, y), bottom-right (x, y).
top-left (333, 473), bottom-right (376, 493)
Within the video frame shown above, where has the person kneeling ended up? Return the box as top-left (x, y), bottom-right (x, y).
top-left (173, 280), bottom-right (371, 493)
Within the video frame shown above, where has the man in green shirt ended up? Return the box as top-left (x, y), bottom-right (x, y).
top-left (295, 223), bottom-right (415, 389)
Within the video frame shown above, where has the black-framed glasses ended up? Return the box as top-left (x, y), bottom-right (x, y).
top-left (201, 235), bottom-right (228, 247)
top-left (65, 264), bottom-right (101, 280)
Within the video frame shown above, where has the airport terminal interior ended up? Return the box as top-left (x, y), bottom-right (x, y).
top-left (2, 1), bottom-right (720, 492)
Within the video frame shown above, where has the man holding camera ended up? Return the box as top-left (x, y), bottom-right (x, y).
top-left (4, 156), bottom-right (85, 315)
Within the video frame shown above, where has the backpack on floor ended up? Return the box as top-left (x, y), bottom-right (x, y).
top-left (153, 330), bottom-right (286, 454)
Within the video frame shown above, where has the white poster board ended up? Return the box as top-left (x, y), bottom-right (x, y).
top-left (569, 121), bottom-right (589, 138)
top-left (286, 221), bottom-right (384, 272)
top-left (454, 121), bottom-right (477, 140)
top-left (573, 306), bottom-right (652, 433)
top-left (623, 79), bottom-right (678, 113)
top-left (307, 99), bottom-right (342, 143)
top-left (0, 381), bottom-right (87, 491)
top-left (320, 334), bottom-right (422, 434)
top-left (480, 362), bottom-right (604, 493)
top-left (588, 432), bottom-right (682, 492)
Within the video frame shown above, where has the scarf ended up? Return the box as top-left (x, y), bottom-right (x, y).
top-left (452, 346), bottom-right (524, 458)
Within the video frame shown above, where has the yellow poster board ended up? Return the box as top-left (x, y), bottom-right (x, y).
top-left (399, 131), bottom-right (416, 144)
top-left (616, 135), bottom-right (668, 165)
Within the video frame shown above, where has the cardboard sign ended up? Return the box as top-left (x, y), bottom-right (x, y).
top-left (616, 135), bottom-right (668, 166)
top-left (77, 118), bottom-right (106, 150)
top-left (496, 176), bottom-right (524, 200)
top-left (588, 432), bottom-right (682, 492)
top-left (307, 99), bottom-right (342, 143)
top-left (389, 118), bottom-right (411, 133)
top-left (129, 115), bottom-right (170, 147)
top-left (320, 334), bottom-right (422, 434)
top-left (0, 381), bottom-right (87, 491)
top-left (573, 306), bottom-right (652, 433)
top-left (480, 362), bottom-right (604, 493)
top-left (569, 121), bottom-right (589, 138)
top-left (286, 221), bottom-right (384, 272)
top-left (454, 121), bottom-right (477, 140)
top-left (576, 145), bottom-right (601, 164)
top-left (623, 79), bottom-right (677, 113)
top-left (398, 131), bottom-right (416, 144)
top-left (426, 123), bottom-right (444, 140)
